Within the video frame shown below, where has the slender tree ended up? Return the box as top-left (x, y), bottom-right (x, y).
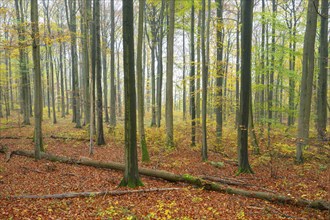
top-left (65, 0), bottom-right (81, 128)
top-left (316, 0), bottom-right (328, 140)
top-left (31, 0), bottom-right (43, 160)
top-left (166, 0), bottom-right (175, 147)
top-left (296, 0), bottom-right (319, 163)
top-left (216, 0), bottom-right (224, 145)
top-left (120, 0), bottom-right (143, 188)
top-left (94, 0), bottom-right (105, 145)
top-left (137, 0), bottom-right (150, 162)
top-left (190, 0), bottom-right (196, 146)
top-left (238, 0), bottom-right (253, 174)
top-left (14, 0), bottom-right (30, 125)
top-left (201, 0), bottom-right (208, 161)
top-left (109, 0), bottom-right (116, 127)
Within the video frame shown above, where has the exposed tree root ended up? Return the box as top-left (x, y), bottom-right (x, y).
top-left (1, 149), bottom-right (329, 211)
top-left (10, 188), bottom-right (182, 199)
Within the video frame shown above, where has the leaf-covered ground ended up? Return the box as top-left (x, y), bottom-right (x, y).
top-left (0, 116), bottom-right (329, 219)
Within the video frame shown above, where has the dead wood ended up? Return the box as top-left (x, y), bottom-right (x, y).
top-left (12, 187), bottom-right (182, 199)
top-left (1, 149), bottom-right (329, 211)
top-left (49, 135), bottom-right (90, 142)
top-left (200, 175), bottom-right (249, 186)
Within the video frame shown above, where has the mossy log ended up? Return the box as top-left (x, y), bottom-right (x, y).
top-left (1, 148), bottom-right (329, 211)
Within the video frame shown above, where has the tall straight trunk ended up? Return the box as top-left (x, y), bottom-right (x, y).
top-left (117, 46), bottom-right (122, 118)
top-left (31, 0), bottom-right (44, 160)
top-left (109, 0), bottom-right (116, 127)
top-left (201, 0), bottom-right (208, 161)
top-left (235, 1), bottom-right (240, 127)
top-left (64, 44), bottom-right (69, 115)
top-left (65, 0), bottom-right (81, 128)
top-left (120, 0), bottom-right (143, 188)
top-left (166, 0), bottom-right (175, 147)
top-left (42, 0), bottom-right (57, 125)
top-left (102, 36), bottom-right (109, 123)
top-left (137, 0), bottom-right (150, 162)
top-left (260, 0), bottom-right (266, 125)
top-left (190, 1), bottom-right (196, 146)
top-left (196, 10), bottom-right (201, 125)
top-left (45, 48), bottom-right (51, 118)
top-left (182, 15), bottom-right (186, 121)
top-left (296, 0), bottom-right (319, 163)
top-left (15, 0), bottom-right (30, 125)
top-left (316, 0), bottom-right (328, 140)
top-left (60, 42), bottom-right (65, 118)
top-left (49, 48), bottom-right (57, 124)
top-left (216, 0), bottom-right (224, 145)
top-left (82, 0), bottom-right (91, 125)
top-left (156, 0), bottom-right (165, 127)
top-left (238, 0), bottom-right (253, 174)
top-left (267, 0), bottom-right (276, 149)
top-left (94, 0), bottom-right (105, 145)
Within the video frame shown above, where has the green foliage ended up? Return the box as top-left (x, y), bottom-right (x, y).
top-left (97, 201), bottom-right (137, 220)
top-left (208, 161), bottom-right (224, 168)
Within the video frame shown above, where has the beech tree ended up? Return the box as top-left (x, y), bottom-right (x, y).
top-left (316, 0), bottom-right (328, 140)
top-left (31, 0), bottom-right (43, 159)
top-left (120, 0), bottom-right (143, 188)
top-left (296, 0), bottom-right (319, 163)
top-left (166, 0), bottom-right (175, 148)
top-left (238, 0), bottom-right (253, 174)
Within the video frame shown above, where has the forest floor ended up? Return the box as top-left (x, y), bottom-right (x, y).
top-left (0, 115), bottom-right (329, 219)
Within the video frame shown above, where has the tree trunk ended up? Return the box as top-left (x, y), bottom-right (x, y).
top-left (166, 0), bottom-right (175, 148)
top-left (102, 36), bottom-right (109, 123)
top-left (94, 0), bottom-right (105, 145)
top-left (156, 1), bottom-right (165, 128)
top-left (109, 0), bottom-right (116, 127)
top-left (15, 0), bottom-right (30, 125)
top-left (216, 0), bottom-right (224, 145)
top-left (201, 0), bottom-right (208, 161)
top-left (296, 0), bottom-right (319, 163)
top-left (137, 0), bottom-right (150, 162)
top-left (31, 0), bottom-right (44, 160)
top-left (121, 0), bottom-right (143, 188)
top-left (316, 0), bottom-right (328, 140)
top-left (190, 0), bottom-right (196, 147)
top-left (238, 0), bottom-right (253, 174)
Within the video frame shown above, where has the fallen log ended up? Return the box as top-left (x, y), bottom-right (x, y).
top-left (12, 187), bottom-right (181, 199)
top-left (1, 149), bottom-right (329, 211)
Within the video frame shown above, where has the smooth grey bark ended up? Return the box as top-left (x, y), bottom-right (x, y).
top-left (166, 0), bottom-right (175, 148)
top-left (156, 0), bottom-right (165, 127)
top-left (120, 0), bottom-right (143, 188)
top-left (65, 0), bottom-right (81, 128)
top-left (238, 0), bottom-right (253, 174)
top-left (102, 35), bottom-right (109, 123)
top-left (14, 0), bottom-right (30, 125)
top-left (93, 0), bottom-right (105, 145)
top-left (296, 0), bottom-right (319, 163)
top-left (201, 0), bottom-right (208, 161)
top-left (190, 0), bottom-right (196, 147)
top-left (137, 0), bottom-right (150, 162)
top-left (182, 15), bottom-right (186, 121)
top-left (42, 0), bottom-right (57, 124)
top-left (116, 44), bottom-right (122, 118)
top-left (196, 10), bottom-right (201, 125)
top-left (216, 0), bottom-right (224, 145)
top-left (316, 0), bottom-right (328, 140)
top-left (109, 0), bottom-right (116, 127)
top-left (267, 0), bottom-right (276, 149)
top-left (31, 0), bottom-right (44, 160)
top-left (235, 0), bottom-right (240, 127)
top-left (81, 0), bottom-right (91, 125)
